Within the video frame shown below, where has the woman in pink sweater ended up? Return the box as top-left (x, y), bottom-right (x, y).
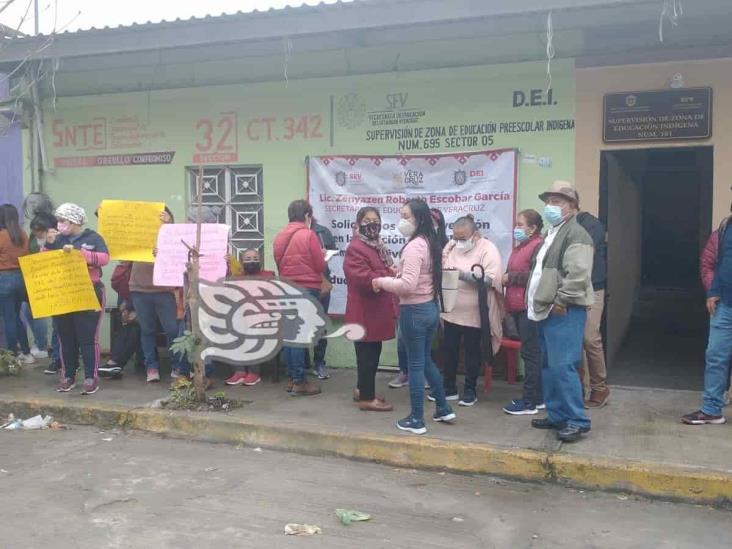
top-left (373, 199), bottom-right (456, 435)
top-left (440, 214), bottom-right (503, 407)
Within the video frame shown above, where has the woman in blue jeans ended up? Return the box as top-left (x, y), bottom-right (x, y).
top-left (373, 199), bottom-right (455, 434)
top-left (0, 204), bottom-right (33, 363)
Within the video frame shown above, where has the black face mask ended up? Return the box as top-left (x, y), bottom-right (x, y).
top-left (243, 262), bottom-right (261, 274)
top-left (358, 222), bottom-right (381, 240)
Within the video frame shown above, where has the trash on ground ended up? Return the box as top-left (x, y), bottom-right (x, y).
top-left (452, 517), bottom-right (464, 523)
top-left (204, 467), bottom-right (218, 472)
top-left (335, 508), bottom-right (371, 525)
top-left (284, 523), bottom-right (322, 536)
top-left (102, 437), bottom-right (114, 442)
top-left (253, 447), bottom-right (263, 452)
top-left (2, 414), bottom-right (55, 430)
top-left (49, 421), bottom-right (68, 430)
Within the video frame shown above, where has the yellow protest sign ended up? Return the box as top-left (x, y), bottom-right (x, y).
top-left (19, 250), bottom-right (101, 318)
top-left (97, 199), bottom-right (165, 262)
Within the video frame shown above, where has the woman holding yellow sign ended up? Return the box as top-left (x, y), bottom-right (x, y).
top-left (45, 203), bottom-right (109, 395)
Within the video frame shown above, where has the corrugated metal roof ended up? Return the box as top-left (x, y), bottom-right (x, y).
top-left (18, 0), bottom-right (372, 38)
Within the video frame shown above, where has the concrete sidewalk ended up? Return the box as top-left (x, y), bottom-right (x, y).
top-left (1, 361), bottom-right (731, 504)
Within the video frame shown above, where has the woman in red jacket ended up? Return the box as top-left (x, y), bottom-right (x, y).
top-left (502, 209), bottom-right (546, 415)
top-left (344, 207), bottom-right (397, 412)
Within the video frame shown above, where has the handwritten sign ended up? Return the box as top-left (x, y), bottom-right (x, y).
top-left (97, 199), bottom-right (165, 262)
top-left (153, 223), bottom-right (230, 287)
top-left (19, 250), bottom-right (101, 318)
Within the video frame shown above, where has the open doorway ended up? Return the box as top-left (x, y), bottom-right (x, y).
top-left (599, 147), bottom-right (713, 390)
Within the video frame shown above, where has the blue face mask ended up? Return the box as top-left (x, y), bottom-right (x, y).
top-left (544, 204), bottom-right (564, 226)
top-left (513, 228), bottom-right (528, 243)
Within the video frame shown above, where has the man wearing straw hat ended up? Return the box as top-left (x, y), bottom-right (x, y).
top-left (527, 181), bottom-right (594, 443)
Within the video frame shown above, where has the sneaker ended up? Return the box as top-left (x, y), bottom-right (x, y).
top-left (170, 369), bottom-right (190, 380)
top-left (290, 381), bottom-right (321, 396)
top-left (681, 410), bottom-right (726, 425)
top-left (146, 368), bottom-right (161, 383)
top-left (243, 372), bottom-right (261, 386)
top-left (536, 403), bottom-right (546, 410)
top-left (56, 378), bottom-right (76, 392)
top-left (98, 365), bottom-right (123, 379)
top-left (427, 391), bottom-right (459, 402)
top-left (17, 353), bottom-right (35, 365)
top-left (314, 363), bottom-right (330, 380)
top-left (225, 372), bottom-right (249, 386)
top-left (82, 378), bottom-right (99, 395)
top-left (44, 361), bottom-right (61, 375)
top-left (459, 389), bottom-right (477, 407)
top-left (388, 372), bottom-right (408, 388)
top-left (30, 346), bottom-right (48, 359)
top-left (396, 416), bottom-right (427, 435)
top-left (286, 377), bottom-right (294, 393)
top-left (503, 399), bottom-right (538, 415)
top-left (433, 406), bottom-right (457, 422)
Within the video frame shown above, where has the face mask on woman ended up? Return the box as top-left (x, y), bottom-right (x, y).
top-left (56, 221), bottom-right (73, 235)
top-left (359, 221), bottom-right (381, 240)
top-left (398, 218), bottom-right (415, 238)
top-left (243, 261), bottom-right (261, 274)
top-left (543, 204), bottom-right (564, 227)
top-left (454, 238), bottom-right (475, 253)
top-left (513, 228), bottom-right (529, 243)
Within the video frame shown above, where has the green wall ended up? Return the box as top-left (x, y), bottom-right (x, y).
top-left (35, 59), bottom-right (576, 365)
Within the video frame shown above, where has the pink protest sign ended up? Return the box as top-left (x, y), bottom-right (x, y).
top-left (153, 223), bottom-right (230, 287)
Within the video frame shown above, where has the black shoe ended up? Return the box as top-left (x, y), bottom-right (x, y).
top-left (557, 424), bottom-right (591, 443)
top-left (531, 418), bottom-right (565, 430)
top-left (99, 365), bottom-right (123, 379)
top-left (44, 361), bottom-right (61, 375)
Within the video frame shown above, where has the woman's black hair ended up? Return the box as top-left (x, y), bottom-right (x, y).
top-left (405, 199), bottom-right (442, 302)
top-left (356, 206), bottom-right (381, 224)
top-left (519, 208), bottom-right (544, 234)
top-left (30, 212), bottom-right (57, 232)
top-left (0, 203), bottom-right (24, 247)
top-left (430, 207), bottom-right (449, 249)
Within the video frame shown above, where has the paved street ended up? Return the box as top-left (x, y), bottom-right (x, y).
top-left (0, 428), bottom-right (730, 548)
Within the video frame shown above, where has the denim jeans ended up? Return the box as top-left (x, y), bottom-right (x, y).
top-left (400, 300), bottom-right (448, 421)
top-left (397, 323), bottom-right (408, 375)
top-left (131, 291), bottom-right (183, 372)
top-left (283, 288), bottom-right (321, 383)
top-left (513, 311), bottom-right (543, 406)
top-left (702, 301), bottom-right (732, 416)
top-left (20, 301), bottom-right (48, 350)
top-left (0, 271), bottom-right (30, 355)
top-left (537, 306), bottom-right (590, 429)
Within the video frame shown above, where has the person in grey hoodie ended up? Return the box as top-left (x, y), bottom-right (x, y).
top-left (527, 181), bottom-right (594, 443)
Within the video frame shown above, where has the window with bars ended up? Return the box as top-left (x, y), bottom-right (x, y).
top-left (186, 165), bottom-right (264, 260)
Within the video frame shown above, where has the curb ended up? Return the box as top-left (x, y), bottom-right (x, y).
top-left (2, 397), bottom-right (731, 505)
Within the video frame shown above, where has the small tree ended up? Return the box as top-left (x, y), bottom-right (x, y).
top-left (185, 165), bottom-right (206, 401)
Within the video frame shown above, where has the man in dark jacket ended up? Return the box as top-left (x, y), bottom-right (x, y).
top-left (576, 205), bottom-right (609, 408)
top-left (309, 219), bottom-right (338, 380)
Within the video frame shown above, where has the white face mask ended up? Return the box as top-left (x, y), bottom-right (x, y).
top-left (454, 239), bottom-right (475, 253)
top-left (398, 218), bottom-right (416, 238)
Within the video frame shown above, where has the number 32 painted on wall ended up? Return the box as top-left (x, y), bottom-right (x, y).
top-left (195, 113), bottom-right (238, 153)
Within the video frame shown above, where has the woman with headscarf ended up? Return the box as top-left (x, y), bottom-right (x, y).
top-left (45, 203), bottom-right (109, 394)
top-left (344, 206), bottom-right (397, 412)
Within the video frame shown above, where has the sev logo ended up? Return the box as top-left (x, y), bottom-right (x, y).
top-left (198, 279), bottom-right (365, 366)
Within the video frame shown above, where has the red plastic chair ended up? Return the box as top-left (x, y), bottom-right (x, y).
top-left (483, 338), bottom-right (521, 393)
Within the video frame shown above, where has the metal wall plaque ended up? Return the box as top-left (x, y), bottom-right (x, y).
top-left (603, 87), bottom-right (712, 142)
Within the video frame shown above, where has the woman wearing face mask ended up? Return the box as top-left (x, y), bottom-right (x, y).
top-left (502, 209), bottom-right (546, 415)
top-left (373, 199), bottom-right (455, 434)
top-left (0, 204), bottom-right (33, 364)
top-left (44, 203), bottom-right (109, 395)
top-left (225, 248), bottom-right (275, 387)
top-left (439, 214), bottom-right (503, 406)
top-left (344, 207), bottom-right (397, 412)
